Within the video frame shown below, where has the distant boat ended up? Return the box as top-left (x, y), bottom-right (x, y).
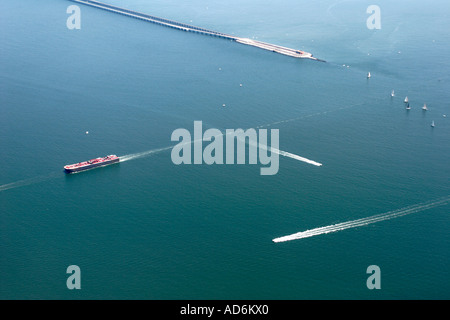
top-left (422, 104), bottom-right (428, 111)
top-left (406, 102), bottom-right (411, 110)
top-left (404, 96), bottom-right (409, 103)
top-left (367, 72), bottom-right (371, 78)
top-left (431, 120), bottom-right (435, 127)
top-left (391, 90), bottom-right (395, 97)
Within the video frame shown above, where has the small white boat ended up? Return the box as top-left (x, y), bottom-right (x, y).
top-left (406, 103), bottom-right (411, 110)
top-left (367, 72), bottom-right (371, 79)
top-left (422, 104), bottom-right (428, 111)
top-left (391, 90), bottom-right (395, 97)
top-left (404, 96), bottom-right (409, 103)
top-left (431, 120), bottom-right (435, 127)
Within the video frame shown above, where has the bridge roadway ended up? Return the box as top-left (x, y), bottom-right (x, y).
top-left (70, 0), bottom-right (322, 61)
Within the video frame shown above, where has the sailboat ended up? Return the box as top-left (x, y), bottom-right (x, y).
top-left (431, 120), bottom-right (435, 127)
top-left (422, 104), bottom-right (428, 111)
top-left (367, 72), bottom-right (371, 79)
top-left (391, 90), bottom-right (395, 97)
top-left (404, 96), bottom-right (409, 103)
top-left (406, 102), bottom-right (411, 110)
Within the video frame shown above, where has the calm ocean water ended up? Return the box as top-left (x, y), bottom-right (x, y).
top-left (1, 0), bottom-right (449, 299)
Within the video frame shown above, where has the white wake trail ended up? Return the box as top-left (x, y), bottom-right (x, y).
top-left (119, 146), bottom-right (174, 162)
top-left (0, 172), bottom-right (60, 193)
top-left (273, 196), bottom-right (450, 242)
top-left (119, 137), bottom-right (209, 163)
top-left (246, 137), bottom-right (322, 166)
top-left (273, 148), bottom-right (322, 167)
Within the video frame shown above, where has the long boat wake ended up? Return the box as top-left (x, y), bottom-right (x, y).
top-left (246, 139), bottom-right (322, 166)
top-left (0, 172), bottom-right (61, 192)
top-left (272, 196), bottom-right (450, 242)
top-left (272, 148), bottom-right (322, 167)
top-left (121, 132), bottom-right (323, 167)
top-left (119, 146), bottom-right (174, 162)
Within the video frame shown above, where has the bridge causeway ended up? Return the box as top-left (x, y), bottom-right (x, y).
top-left (70, 0), bottom-right (323, 61)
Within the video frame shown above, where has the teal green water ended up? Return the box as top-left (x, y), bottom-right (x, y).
top-left (1, 0), bottom-right (449, 299)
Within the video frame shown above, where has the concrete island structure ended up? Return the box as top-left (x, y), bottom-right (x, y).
top-left (70, 0), bottom-right (325, 62)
